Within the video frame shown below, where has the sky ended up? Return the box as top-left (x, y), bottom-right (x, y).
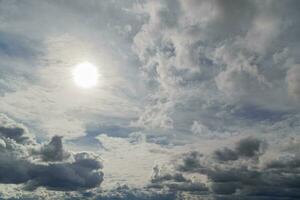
top-left (0, 0), bottom-right (300, 199)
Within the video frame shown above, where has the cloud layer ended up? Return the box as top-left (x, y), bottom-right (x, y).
top-left (0, 0), bottom-right (300, 199)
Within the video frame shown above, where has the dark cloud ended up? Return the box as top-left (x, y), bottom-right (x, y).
top-left (0, 126), bottom-right (32, 144)
top-left (214, 137), bottom-right (264, 161)
top-left (39, 135), bottom-right (70, 162)
top-left (0, 114), bottom-right (103, 191)
top-left (235, 137), bottom-right (263, 157)
top-left (0, 114), bottom-right (34, 145)
top-left (151, 165), bottom-right (188, 184)
top-left (148, 137), bottom-right (300, 199)
top-left (177, 151), bottom-right (203, 172)
top-left (149, 165), bottom-right (208, 193)
top-left (214, 147), bottom-right (238, 161)
top-left (26, 152), bottom-right (103, 191)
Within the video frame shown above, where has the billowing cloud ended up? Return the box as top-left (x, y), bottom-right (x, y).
top-left (131, 0), bottom-right (300, 136)
top-left (149, 136), bottom-right (300, 199)
top-left (38, 135), bottom-right (70, 162)
top-left (214, 137), bottom-right (264, 161)
top-left (0, 114), bottom-right (103, 191)
top-left (1, 0), bottom-right (300, 199)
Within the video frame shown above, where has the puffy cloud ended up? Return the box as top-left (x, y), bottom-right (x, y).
top-left (213, 147), bottom-right (238, 162)
top-left (38, 135), bottom-right (70, 162)
top-left (25, 152), bottom-right (103, 191)
top-left (148, 136), bottom-right (300, 199)
top-left (214, 51), bottom-right (271, 104)
top-left (131, 0), bottom-right (300, 136)
top-left (0, 114), bottom-right (103, 191)
top-left (0, 114), bottom-right (34, 145)
top-left (177, 151), bottom-right (203, 172)
top-left (235, 137), bottom-right (263, 157)
top-left (214, 137), bottom-right (264, 161)
top-left (2, 0), bottom-right (300, 199)
top-left (149, 165), bottom-right (208, 193)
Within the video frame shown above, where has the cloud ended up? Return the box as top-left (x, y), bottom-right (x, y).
top-left (235, 137), bottom-right (264, 157)
top-left (37, 135), bottom-right (70, 162)
top-left (149, 136), bottom-right (300, 199)
top-left (0, 114), bottom-right (103, 191)
top-left (0, 114), bottom-right (34, 145)
top-left (25, 152), bottom-right (103, 191)
top-left (1, 0), bottom-right (300, 199)
top-left (214, 137), bottom-right (264, 161)
top-left (149, 164), bottom-right (208, 193)
top-left (0, 0), bottom-right (145, 139)
top-left (213, 147), bottom-right (239, 162)
top-left (177, 151), bottom-right (203, 172)
top-left (287, 64), bottom-right (300, 100)
top-left (131, 0), bottom-right (300, 137)
top-left (94, 185), bottom-right (177, 200)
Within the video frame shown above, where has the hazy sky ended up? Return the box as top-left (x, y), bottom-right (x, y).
top-left (0, 0), bottom-right (300, 199)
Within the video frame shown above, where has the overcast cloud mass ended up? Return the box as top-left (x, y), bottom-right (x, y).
top-left (0, 0), bottom-right (300, 199)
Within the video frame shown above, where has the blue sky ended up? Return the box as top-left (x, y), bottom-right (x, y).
top-left (0, 0), bottom-right (300, 199)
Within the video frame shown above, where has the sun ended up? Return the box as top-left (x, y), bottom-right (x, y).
top-left (72, 62), bottom-right (99, 88)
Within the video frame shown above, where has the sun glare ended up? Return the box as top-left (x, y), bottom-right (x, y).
top-left (72, 62), bottom-right (98, 88)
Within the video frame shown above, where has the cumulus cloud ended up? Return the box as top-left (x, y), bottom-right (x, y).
top-left (214, 137), bottom-right (264, 161)
top-left (38, 135), bottom-right (70, 162)
top-left (149, 136), bottom-right (300, 199)
top-left (177, 151), bottom-right (203, 172)
top-left (132, 0), bottom-right (300, 135)
top-left (1, 0), bottom-right (300, 199)
top-left (0, 114), bottom-right (34, 145)
top-left (25, 152), bottom-right (103, 191)
top-left (0, 114), bottom-right (103, 191)
top-left (149, 164), bottom-right (208, 193)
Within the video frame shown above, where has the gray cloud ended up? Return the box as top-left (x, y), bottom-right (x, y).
top-left (149, 137), bottom-right (300, 199)
top-left (38, 135), bottom-right (70, 162)
top-left (287, 64), bottom-right (300, 100)
top-left (0, 114), bottom-right (103, 191)
top-left (0, 0), bottom-right (145, 139)
top-left (235, 137), bottom-right (263, 157)
top-left (214, 137), bottom-right (264, 161)
top-left (213, 147), bottom-right (238, 162)
top-left (25, 152), bottom-right (103, 191)
top-left (177, 151), bottom-right (203, 172)
top-left (94, 185), bottom-right (177, 200)
top-left (132, 0), bottom-right (300, 137)
top-left (0, 114), bottom-right (34, 145)
top-left (149, 164), bottom-right (208, 193)
top-left (1, 0), bottom-right (300, 199)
